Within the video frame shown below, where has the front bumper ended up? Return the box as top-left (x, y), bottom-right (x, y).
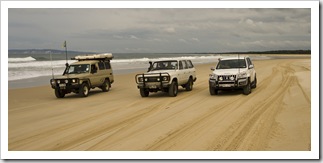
top-left (135, 73), bottom-right (171, 90)
top-left (137, 82), bottom-right (170, 89)
top-left (209, 78), bottom-right (248, 89)
top-left (50, 79), bottom-right (81, 91)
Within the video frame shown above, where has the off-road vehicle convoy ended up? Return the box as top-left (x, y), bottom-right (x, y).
top-left (209, 56), bottom-right (257, 95)
top-left (135, 60), bottom-right (197, 97)
top-left (50, 53), bottom-right (114, 98)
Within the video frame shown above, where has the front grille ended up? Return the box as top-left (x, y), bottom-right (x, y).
top-left (56, 79), bottom-right (78, 84)
top-left (146, 77), bottom-right (161, 82)
top-left (218, 75), bottom-right (236, 81)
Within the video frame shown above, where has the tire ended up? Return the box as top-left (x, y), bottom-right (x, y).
top-left (140, 88), bottom-right (149, 97)
top-left (209, 86), bottom-right (218, 95)
top-left (252, 75), bottom-right (257, 88)
top-left (168, 80), bottom-right (178, 97)
top-left (55, 88), bottom-right (65, 98)
top-left (101, 79), bottom-right (110, 92)
top-left (185, 78), bottom-right (193, 91)
top-left (79, 83), bottom-right (90, 97)
top-left (243, 80), bottom-right (251, 95)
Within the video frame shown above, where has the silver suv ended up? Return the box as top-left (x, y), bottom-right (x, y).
top-left (209, 56), bottom-right (257, 95)
top-left (135, 60), bottom-right (197, 97)
top-left (50, 54), bottom-right (114, 98)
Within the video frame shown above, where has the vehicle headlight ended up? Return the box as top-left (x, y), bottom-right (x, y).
top-left (65, 79), bottom-right (69, 83)
top-left (162, 76), bottom-right (169, 81)
top-left (50, 79), bottom-right (56, 85)
top-left (144, 78), bottom-right (148, 82)
top-left (229, 76), bottom-right (235, 80)
top-left (138, 77), bottom-right (143, 82)
top-left (157, 78), bottom-right (160, 81)
top-left (238, 72), bottom-right (247, 78)
top-left (57, 80), bottom-right (61, 84)
top-left (72, 79), bottom-right (76, 83)
top-left (219, 76), bottom-right (223, 81)
top-left (209, 74), bottom-right (217, 80)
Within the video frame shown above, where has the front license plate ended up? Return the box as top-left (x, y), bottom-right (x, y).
top-left (149, 85), bottom-right (157, 89)
top-left (221, 84), bottom-right (232, 87)
top-left (59, 83), bottom-right (66, 87)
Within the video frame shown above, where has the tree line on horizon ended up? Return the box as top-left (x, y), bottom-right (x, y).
top-left (218, 50), bottom-right (311, 55)
top-left (9, 49), bottom-right (311, 55)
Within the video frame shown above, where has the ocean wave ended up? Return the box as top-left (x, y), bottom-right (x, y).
top-left (8, 56), bottom-right (36, 63)
top-left (8, 54), bottom-right (272, 81)
top-left (111, 55), bottom-right (221, 63)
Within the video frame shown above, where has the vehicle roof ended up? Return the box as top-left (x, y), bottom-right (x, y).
top-left (70, 60), bottom-right (99, 65)
top-left (152, 59), bottom-right (191, 62)
top-left (219, 56), bottom-right (249, 60)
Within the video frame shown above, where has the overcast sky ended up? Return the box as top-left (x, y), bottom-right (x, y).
top-left (8, 8), bottom-right (311, 53)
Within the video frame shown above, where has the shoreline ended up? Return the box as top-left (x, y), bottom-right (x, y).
top-left (8, 55), bottom-right (310, 89)
top-left (8, 67), bottom-right (147, 89)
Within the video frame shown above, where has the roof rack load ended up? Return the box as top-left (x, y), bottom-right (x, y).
top-left (72, 53), bottom-right (113, 61)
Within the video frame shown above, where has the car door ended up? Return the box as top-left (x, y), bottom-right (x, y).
top-left (185, 60), bottom-right (195, 80)
top-left (104, 61), bottom-right (114, 83)
top-left (246, 58), bottom-right (255, 82)
top-left (90, 63), bottom-right (102, 86)
top-left (178, 61), bottom-right (186, 85)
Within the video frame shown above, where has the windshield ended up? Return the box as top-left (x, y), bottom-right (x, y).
top-left (66, 64), bottom-right (90, 74)
top-left (151, 61), bottom-right (178, 71)
top-left (216, 59), bottom-right (246, 69)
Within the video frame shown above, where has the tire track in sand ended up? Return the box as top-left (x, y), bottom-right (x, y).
top-left (209, 61), bottom-right (298, 150)
top-left (9, 101), bottom-right (166, 150)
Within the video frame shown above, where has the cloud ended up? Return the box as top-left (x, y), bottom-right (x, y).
top-left (178, 39), bottom-right (188, 43)
top-left (130, 35), bottom-right (139, 40)
top-left (191, 38), bottom-right (200, 42)
top-left (8, 8), bottom-right (311, 53)
top-left (163, 27), bottom-right (176, 34)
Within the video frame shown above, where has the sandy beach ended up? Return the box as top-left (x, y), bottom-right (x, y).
top-left (8, 57), bottom-right (311, 151)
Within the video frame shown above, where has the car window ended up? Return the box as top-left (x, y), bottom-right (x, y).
top-left (179, 61), bottom-right (183, 70)
top-left (247, 58), bottom-right (253, 67)
top-left (98, 62), bottom-right (105, 70)
top-left (105, 62), bottom-right (111, 69)
top-left (186, 60), bottom-right (194, 68)
top-left (182, 61), bottom-right (188, 69)
top-left (216, 59), bottom-right (246, 69)
top-left (66, 64), bottom-right (90, 74)
top-left (151, 61), bottom-right (178, 70)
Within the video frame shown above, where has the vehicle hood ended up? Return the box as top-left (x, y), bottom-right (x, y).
top-left (212, 68), bottom-right (247, 75)
top-left (53, 73), bottom-right (90, 79)
top-left (146, 70), bottom-right (177, 75)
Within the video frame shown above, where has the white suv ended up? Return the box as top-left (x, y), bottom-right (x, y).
top-left (209, 56), bottom-right (257, 95)
top-left (135, 60), bottom-right (197, 97)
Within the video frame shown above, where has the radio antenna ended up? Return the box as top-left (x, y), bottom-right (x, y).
top-left (50, 50), bottom-right (54, 79)
top-left (63, 40), bottom-right (68, 67)
top-left (238, 53), bottom-right (240, 74)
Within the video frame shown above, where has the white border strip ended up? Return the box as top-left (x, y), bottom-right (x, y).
top-left (1, 0), bottom-right (319, 159)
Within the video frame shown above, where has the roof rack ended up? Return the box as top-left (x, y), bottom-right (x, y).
top-left (72, 53), bottom-right (113, 61)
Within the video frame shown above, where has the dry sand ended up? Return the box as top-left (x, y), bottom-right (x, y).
top-left (8, 58), bottom-right (311, 151)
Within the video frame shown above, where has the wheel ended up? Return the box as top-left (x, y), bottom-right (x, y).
top-left (252, 75), bottom-right (257, 88)
top-left (140, 88), bottom-right (149, 97)
top-left (209, 86), bottom-right (218, 95)
top-left (168, 80), bottom-right (178, 97)
top-left (185, 78), bottom-right (193, 91)
top-left (243, 80), bottom-right (251, 95)
top-left (101, 79), bottom-right (111, 92)
top-left (79, 83), bottom-right (90, 97)
top-left (55, 88), bottom-right (65, 98)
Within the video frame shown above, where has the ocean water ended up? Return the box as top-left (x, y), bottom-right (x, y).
top-left (8, 53), bottom-right (272, 81)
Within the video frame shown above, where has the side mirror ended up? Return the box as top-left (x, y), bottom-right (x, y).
top-left (249, 65), bottom-right (254, 69)
top-left (211, 67), bottom-right (215, 71)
